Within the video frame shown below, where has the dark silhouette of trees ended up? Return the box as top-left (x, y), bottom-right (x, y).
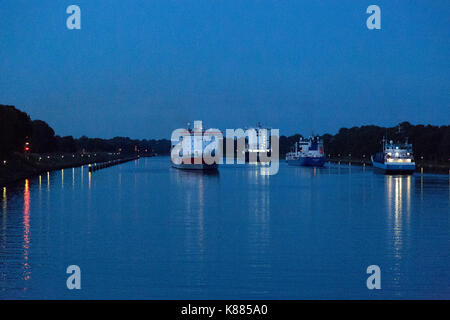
top-left (56, 136), bottom-right (77, 153)
top-left (1, 105), bottom-right (171, 158)
top-left (31, 120), bottom-right (57, 153)
top-left (279, 134), bottom-right (303, 155)
top-left (319, 122), bottom-right (449, 162)
top-left (1, 104), bottom-right (448, 162)
top-left (0, 105), bottom-right (32, 158)
top-left (75, 136), bottom-right (170, 155)
top-left (279, 123), bottom-right (449, 163)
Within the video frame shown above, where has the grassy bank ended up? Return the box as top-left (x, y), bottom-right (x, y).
top-left (0, 152), bottom-right (136, 187)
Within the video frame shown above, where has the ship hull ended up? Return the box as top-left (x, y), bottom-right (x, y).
top-left (287, 156), bottom-right (326, 167)
top-left (371, 158), bottom-right (415, 174)
top-left (172, 163), bottom-right (218, 171)
top-left (172, 157), bottom-right (218, 171)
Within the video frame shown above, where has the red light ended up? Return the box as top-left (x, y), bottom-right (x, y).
top-left (25, 147), bottom-right (30, 151)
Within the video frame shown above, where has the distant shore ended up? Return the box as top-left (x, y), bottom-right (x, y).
top-left (326, 157), bottom-right (450, 174)
top-left (0, 152), bottom-right (139, 187)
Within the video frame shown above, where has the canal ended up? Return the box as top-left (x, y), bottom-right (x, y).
top-left (0, 157), bottom-right (449, 299)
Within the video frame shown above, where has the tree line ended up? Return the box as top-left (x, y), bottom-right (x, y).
top-left (319, 122), bottom-right (450, 162)
top-left (0, 104), bottom-right (170, 159)
top-left (2, 104), bottom-right (448, 163)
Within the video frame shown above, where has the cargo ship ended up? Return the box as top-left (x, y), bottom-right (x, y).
top-left (371, 138), bottom-right (415, 174)
top-left (244, 123), bottom-right (272, 163)
top-left (286, 136), bottom-right (326, 167)
top-left (171, 121), bottom-right (219, 171)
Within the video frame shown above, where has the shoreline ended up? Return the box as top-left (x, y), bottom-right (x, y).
top-left (2, 154), bottom-right (448, 187)
top-left (0, 152), bottom-right (139, 187)
top-left (326, 157), bottom-right (450, 174)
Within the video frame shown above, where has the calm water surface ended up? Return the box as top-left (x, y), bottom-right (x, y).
top-left (0, 157), bottom-right (449, 299)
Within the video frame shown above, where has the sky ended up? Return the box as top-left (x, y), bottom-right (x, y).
top-left (0, 0), bottom-right (449, 139)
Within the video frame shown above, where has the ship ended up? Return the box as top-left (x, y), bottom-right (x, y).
top-left (244, 123), bottom-right (272, 163)
top-left (171, 121), bottom-right (219, 171)
top-left (371, 138), bottom-right (415, 174)
top-left (286, 136), bottom-right (326, 167)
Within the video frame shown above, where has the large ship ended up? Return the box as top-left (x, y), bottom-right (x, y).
top-left (286, 136), bottom-right (326, 167)
top-left (171, 121), bottom-right (219, 171)
top-left (244, 123), bottom-right (272, 163)
top-left (371, 138), bottom-right (415, 174)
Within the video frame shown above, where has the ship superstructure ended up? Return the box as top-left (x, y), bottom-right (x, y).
top-left (371, 138), bottom-right (415, 174)
top-left (244, 123), bottom-right (272, 163)
top-left (171, 121), bottom-right (219, 171)
top-left (286, 136), bottom-right (326, 167)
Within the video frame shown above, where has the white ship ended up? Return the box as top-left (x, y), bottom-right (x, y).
top-left (244, 123), bottom-right (272, 163)
top-left (371, 138), bottom-right (415, 174)
top-left (171, 121), bottom-right (219, 171)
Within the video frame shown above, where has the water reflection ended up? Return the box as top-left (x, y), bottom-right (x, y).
top-left (2, 187), bottom-right (6, 235)
top-left (171, 170), bottom-right (215, 256)
top-left (247, 166), bottom-right (271, 291)
top-left (2, 186), bottom-right (6, 212)
top-left (197, 174), bottom-right (204, 252)
top-left (23, 179), bottom-right (31, 282)
top-left (291, 165), bottom-right (325, 179)
top-left (0, 158), bottom-right (448, 299)
top-left (420, 174), bottom-right (423, 200)
top-left (385, 175), bottom-right (412, 286)
top-left (81, 165), bottom-right (84, 185)
top-left (0, 186), bottom-right (6, 285)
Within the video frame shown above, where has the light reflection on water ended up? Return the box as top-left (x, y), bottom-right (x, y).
top-left (2, 187), bottom-right (6, 251)
top-left (385, 176), bottom-right (409, 287)
top-left (23, 180), bottom-right (31, 283)
top-left (248, 166), bottom-right (271, 295)
top-left (0, 158), bottom-right (449, 299)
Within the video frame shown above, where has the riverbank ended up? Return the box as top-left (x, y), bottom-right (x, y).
top-left (327, 157), bottom-right (450, 174)
top-left (0, 152), bottom-right (139, 187)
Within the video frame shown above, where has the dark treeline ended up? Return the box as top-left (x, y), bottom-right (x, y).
top-left (0, 104), bottom-right (170, 159)
top-left (2, 105), bottom-right (449, 163)
top-left (76, 136), bottom-right (170, 155)
top-left (279, 134), bottom-right (303, 156)
top-left (0, 105), bottom-right (32, 158)
top-left (226, 123), bottom-right (449, 163)
top-left (279, 122), bottom-right (449, 162)
top-left (319, 122), bottom-right (450, 162)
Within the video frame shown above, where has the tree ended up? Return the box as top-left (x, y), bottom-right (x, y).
top-left (0, 105), bottom-right (32, 158)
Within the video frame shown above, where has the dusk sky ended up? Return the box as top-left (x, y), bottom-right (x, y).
top-left (1, 0), bottom-right (448, 139)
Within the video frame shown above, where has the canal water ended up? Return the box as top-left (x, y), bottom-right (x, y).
top-left (0, 157), bottom-right (449, 299)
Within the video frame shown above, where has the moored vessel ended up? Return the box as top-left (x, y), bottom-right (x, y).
top-left (286, 136), bottom-right (326, 167)
top-left (371, 138), bottom-right (415, 174)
